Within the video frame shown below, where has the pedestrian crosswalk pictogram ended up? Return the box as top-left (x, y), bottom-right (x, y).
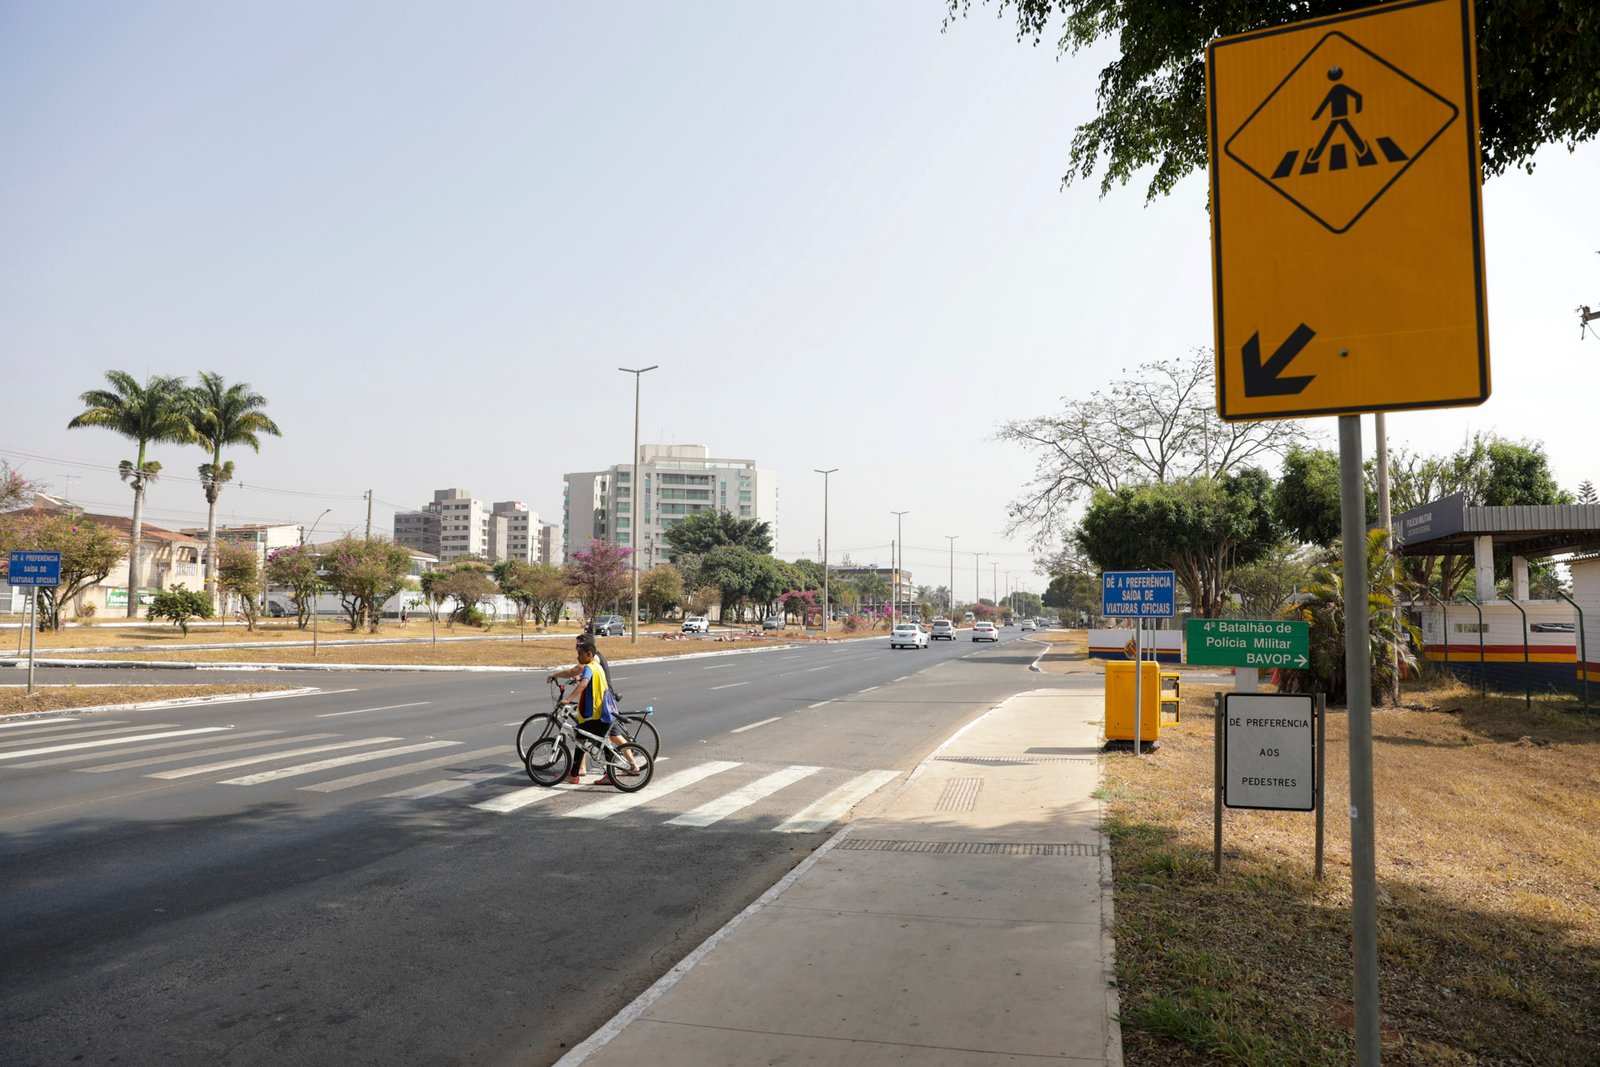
top-left (1223, 30), bottom-right (1458, 234)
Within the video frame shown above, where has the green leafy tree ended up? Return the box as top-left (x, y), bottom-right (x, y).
top-left (1276, 530), bottom-right (1419, 706)
top-left (1274, 446), bottom-right (1378, 547)
top-left (187, 373), bottom-right (281, 608)
top-left (147, 584), bottom-right (213, 636)
top-left (494, 559), bottom-right (541, 635)
top-left (320, 536), bottom-right (414, 631)
top-left (1578, 479), bottom-right (1597, 505)
top-left (947, 0), bottom-right (1599, 201)
top-left (1228, 541), bottom-right (1315, 619)
top-left (265, 543), bottom-right (321, 629)
top-left (998, 350), bottom-right (1305, 544)
top-left (0, 511), bottom-right (124, 630)
top-left (1041, 571), bottom-right (1098, 622)
top-left (639, 563), bottom-right (684, 619)
top-left (698, 544), bottom-right (767, 621)
top-left (564, 539), bottom-right (633, 621)
top-left (526, 564), bottom-right (572, 627)
top-left (1075, 469), bottom-right (1279, 618)
top-left (215, 539), bottom-right (264, 631)
top-left (67, 371), bottom-right (195, 616)
top-left (662, 509), bottom-right (773, 558)
top-left (431, 560), bottom-right (497, 627)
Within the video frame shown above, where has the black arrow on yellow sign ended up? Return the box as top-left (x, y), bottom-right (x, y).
top-left (1242, 323), bottom-right (1316, 396)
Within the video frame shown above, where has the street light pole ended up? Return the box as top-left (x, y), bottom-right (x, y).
top-left (945, 535), bottom-right (957, 615)
top-left (816, 469), bottom-right (838, 636)
top-left (992, 561), bottom-right (998, 606)
top-left (620, 365), bottom-right (658, 645)
top-left (891, 510), bottom-right (908, 626)
top-left (303, 508), bottom-right (331, 658)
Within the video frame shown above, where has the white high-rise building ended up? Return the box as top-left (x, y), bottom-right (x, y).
top-left (562, 445), bottom-right (778, 565)
top-left (395, 489), bottom-right (550, 564)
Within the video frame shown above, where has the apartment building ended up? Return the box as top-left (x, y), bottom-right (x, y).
top-left (562, 445), bottom-right (778, 565)
top-left (394, 489), bottom-right (550, 564)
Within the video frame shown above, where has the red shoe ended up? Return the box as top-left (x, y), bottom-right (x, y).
top-left (565, 774), bottom-right (582, 784)
top-left (593, 775), bottom-right (618, 788)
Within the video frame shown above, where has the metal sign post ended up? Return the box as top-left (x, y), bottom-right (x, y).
top-left (1102, 570), bottom-right (1176, 755)
top-left (9, 551), bottom-right (62, 697)
top-left (1339, 414), bottom-right (1380, 1066)
top-left (1213, 691), bottom-right (1326, 879)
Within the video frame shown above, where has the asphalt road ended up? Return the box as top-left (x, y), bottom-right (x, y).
top-left (1, 628), bottom-right (1050, 1065)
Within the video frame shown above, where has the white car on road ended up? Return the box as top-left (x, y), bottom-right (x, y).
top-left (681, 616), bottom-right (710, 634)
top-left (890, 623), bottom-right (929, 649)
top-left (1020, 619), bottom-right (1037, 632)
top-left (971, 620), bottom-right (999, 642)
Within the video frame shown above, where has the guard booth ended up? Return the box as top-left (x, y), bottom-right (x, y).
top-left (1104, 661), bottom-right (1183, 743)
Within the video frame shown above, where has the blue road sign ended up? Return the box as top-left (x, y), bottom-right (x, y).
top-left (8, 551), bottom-right (61, 587)
top-left (1101, 570), bottom-right (1176, 618)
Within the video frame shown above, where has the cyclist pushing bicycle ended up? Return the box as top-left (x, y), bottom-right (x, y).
top-left (545, 644), bottom-right (638, 786)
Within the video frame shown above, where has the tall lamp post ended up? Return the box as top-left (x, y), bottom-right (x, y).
top-left (944, 535), bottom-right (957, 616)
top-left (620, 365), bottom-right (658, 645)
top-left (992, 561), bottom-right (999, 606)
top-left (303, 508), bottom-right (331, 657)
top-left (973, 552), bottom-right (984, 615)
top-left (891, 510), bottom-right (908, 626)
top-left (812, 467), bottom-right (838, 633)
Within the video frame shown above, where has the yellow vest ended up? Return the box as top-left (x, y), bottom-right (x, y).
top-left (576, 659), bottom-right (609, 723)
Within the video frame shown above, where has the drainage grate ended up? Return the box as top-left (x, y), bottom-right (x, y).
top-left (837, 839), bottom-right (1100, 857)
top-left (935, 777), bottom-right (982, 812)
top-left (935, 755), bottom-right (1097, 765)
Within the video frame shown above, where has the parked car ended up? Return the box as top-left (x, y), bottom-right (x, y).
top-left (971, 620), bottom-right (998, 642)
top-left (588, 614), bottom-right (625, 637)
top-left (681, 615), bottom-right (710, 634)
top-left (930, 618), bottom-right (955, 640)
top-left (1020, 618), bottom-right (1037, 632)
top-left (890, 622), bottom-right (929, 649)
top-left (762, 616), bottom-right (784, 630)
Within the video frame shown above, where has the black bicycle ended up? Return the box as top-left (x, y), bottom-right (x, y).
top-left (516, 679), bottom-right (660, 763)
top-left (523, 701), bottom-right (653, 792)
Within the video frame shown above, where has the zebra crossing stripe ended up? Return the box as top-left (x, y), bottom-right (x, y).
top-left (0, 727), bottom-right (230, 762)
top-left (386, 769), bottom-right (508, 799)
top-left (0, 716), bottom-right (123, 732)
top-left (563, 761), bottom-right (741, 821)
top-left (772, 769), bottom-right (899, 833)
top-left (28, 730), bottom-right (285, 770)
top-left (220, 740), bottom-right (463, 786)
top-left (302, 745), bottom-right (507, 793)
top-left (472, 782), bottom-right (571, 813)
top-left (0, 722), bottom-right (164, 750)
top-left (666, 765), bottom-right (823, 828)
top-left (150, 737), bottom-right (401, 779)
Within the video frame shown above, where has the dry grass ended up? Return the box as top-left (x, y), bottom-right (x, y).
top-left (0, 683), bottom-right (294, 716)
top-left (1104, 677), bottom-right (1600, 1065)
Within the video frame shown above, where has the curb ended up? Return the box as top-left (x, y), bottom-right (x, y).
top-left (0, 686), bottom-right (325, 722)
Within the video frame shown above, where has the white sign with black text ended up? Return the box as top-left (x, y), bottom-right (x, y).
top-left (1223, 693), bottom-right (1315, 811)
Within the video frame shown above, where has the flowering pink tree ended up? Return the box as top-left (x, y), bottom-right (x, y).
top-left (266, 544), bottom-right (321, 629)
top-left (564, 539), bottom-right (633, 621)
top-left (0, 511), bottom-right (122, 630)
top-left (777, 588), bottom-right (817, 622)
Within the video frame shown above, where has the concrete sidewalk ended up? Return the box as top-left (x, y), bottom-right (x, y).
top-left (560, 687), bottom-right (1120, 1066)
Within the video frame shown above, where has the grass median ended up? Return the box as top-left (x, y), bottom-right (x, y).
top-left (1102, 676), bottom-right (1600, 1065)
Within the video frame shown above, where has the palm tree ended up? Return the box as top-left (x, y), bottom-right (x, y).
top-left (68, 371), bottom-right (195, 617)
top-left (188, 373), bottom-right (282, 608)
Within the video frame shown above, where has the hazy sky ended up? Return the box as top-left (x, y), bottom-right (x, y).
top-left (2, 2), bottom-right (1595, 603)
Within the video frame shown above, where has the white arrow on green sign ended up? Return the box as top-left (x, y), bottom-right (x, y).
top-left (1185, 618), bottom-right (1309, 669)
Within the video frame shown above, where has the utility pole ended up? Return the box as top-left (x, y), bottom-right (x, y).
top-left (944, 535), bottom-right (957, 615)
top-left (816, 469), bottom-right (838, 635)
top-left (973, 552), bottom-right (984, 610)
top-left (992, 561), bottom-right (999, 606)
top-left (892, 510), bottom-right (908, 625)
top-left (621, 365), bottom-right (659, 644)
top-left (1375, 414), bottom-right (1398, 704)
top-left (365, 490), bottom-right (373, 540)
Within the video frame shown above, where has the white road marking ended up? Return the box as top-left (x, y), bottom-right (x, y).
top-left (806, 701), bottom-right (831, 709)
top-left (304, 746), bottom-right (507, 792)
top-left (0, 727), bottom-right (229, 762)
top-left (773, 770), bottom-right (900, 833)
top-left (222, 740), bottom-right (462, 785)
top-left (150, 737), bottom-right (400, 779)
top-left (731, 717), bottom-right (780, 733)
top-left (73, 731), bottom-right (298, 772)
top-left (472, 782), bottom-right (572, 813)
top-left (666, 765), bottom-right (823, 827)
top-left (0, 722), bottom-right (161, 750)
top-left (804, 665), bottom-right (829, 672)
top-left (387, 770), bottom-right (507, 799)
top-left (316, 701), bottom-right (430, 718)
top-left (859, 686), bottom-right (879, 693)
top-left (564, 761), bottom-right (740, 820)
top-left (0, 717), bottom-right (124, 732)
top-left (709, 682), bottom-right (749, 691)
top-left (701, 663), bottom-right (736, 670)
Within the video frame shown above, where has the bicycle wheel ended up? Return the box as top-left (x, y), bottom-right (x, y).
top-left (619, 718), bottom-right (659, 761)
top-left (604, 743), bottom-right (652, 793)
top-left (516, 713), bottom-right (559, 762)
top-left (524, 737), bottom-right (571, 786)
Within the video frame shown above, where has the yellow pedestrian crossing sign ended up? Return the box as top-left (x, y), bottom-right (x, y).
top-left (1207, 0), bottom-right (1489, 420)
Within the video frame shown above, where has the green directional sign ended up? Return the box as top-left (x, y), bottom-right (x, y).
top-left (1186, 618), bottom-right (1310, 669)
